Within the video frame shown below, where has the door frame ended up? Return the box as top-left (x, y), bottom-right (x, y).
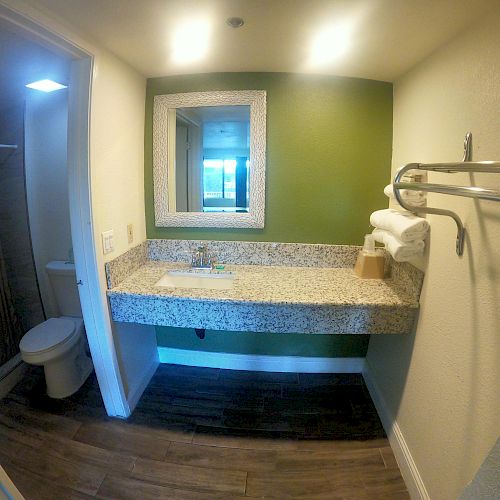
top-left (0, 3), bottom-right (130, 416)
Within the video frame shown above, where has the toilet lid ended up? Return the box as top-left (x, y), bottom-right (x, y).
top-left (20, 318), bottom-right (77, 354)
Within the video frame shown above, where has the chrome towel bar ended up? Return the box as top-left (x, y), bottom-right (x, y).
top-left (393, 133), bottom-right (500, 256)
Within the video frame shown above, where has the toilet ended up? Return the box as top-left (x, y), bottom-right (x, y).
top-left (19, 261), bottom-right (93, 398)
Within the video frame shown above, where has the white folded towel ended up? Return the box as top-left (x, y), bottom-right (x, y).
top-left (384, 184), bottom-right (426, 206)
top-left (372, 229), bottom-right (424, 262)
top-left (370, 208), bottom-right (429, 243)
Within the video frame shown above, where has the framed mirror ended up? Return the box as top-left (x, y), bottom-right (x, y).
top-left (153, 90), bottom-right (266, 228)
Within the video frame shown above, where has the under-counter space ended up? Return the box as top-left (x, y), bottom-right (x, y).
top-left (106, 241), bottom-right (424, 335)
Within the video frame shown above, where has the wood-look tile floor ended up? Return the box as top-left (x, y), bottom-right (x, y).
top-left (0, 364), bottom-right (409, 499)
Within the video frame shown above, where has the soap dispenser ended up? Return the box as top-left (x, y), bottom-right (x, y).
top-left (354, 234), bottom-right (385, 279)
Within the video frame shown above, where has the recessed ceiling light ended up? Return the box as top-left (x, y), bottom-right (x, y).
top-left (172, 20), bottom-right (211, 64)
top-left (25, 79), bottom-right (67, 92)
top-left (309, 23), bottom-right (352, 66)
top-left (226, 17), bottom-right (244, 28)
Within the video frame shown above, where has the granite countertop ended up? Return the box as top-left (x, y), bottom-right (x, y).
top-left (107, 257), bottom-right (421, 334)
top-left (108, 260), bottom-right (418, 309)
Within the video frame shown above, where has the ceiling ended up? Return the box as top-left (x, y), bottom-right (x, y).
top-left (28, 0), bottom-right (498, 82)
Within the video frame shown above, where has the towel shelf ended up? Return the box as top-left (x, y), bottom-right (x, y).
top-left (393, 133), bottom-right (500, 256)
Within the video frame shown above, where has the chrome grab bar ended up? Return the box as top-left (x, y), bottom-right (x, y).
top-left (395, 181), bottom-right (500, 201)
top-left (405, 162), bottom-right (500, 174)
top-left (392, 134), bottom-right (500, 256)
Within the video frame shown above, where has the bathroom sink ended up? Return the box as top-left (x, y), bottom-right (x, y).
top-left (155, 269), bottom-right (235, 290)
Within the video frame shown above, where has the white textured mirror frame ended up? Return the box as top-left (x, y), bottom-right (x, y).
top-left (153, 90), bottom-right (267, 228)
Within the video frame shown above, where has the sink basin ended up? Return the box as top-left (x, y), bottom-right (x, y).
top-left (155, 269), bottom-right (235, 290)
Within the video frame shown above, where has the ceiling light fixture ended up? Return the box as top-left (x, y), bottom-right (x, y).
top-left (309, 23), bottom-right (352, 66)
top-left (25, 79), bottom-right (67, 92)
top-left (226, 17), bottom-right (244, 28)
top-left (172, 20), bottom-right (211, 64)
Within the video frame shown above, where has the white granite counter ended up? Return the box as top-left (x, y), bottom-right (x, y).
top-left (106, 244), bottom-right (423, 335)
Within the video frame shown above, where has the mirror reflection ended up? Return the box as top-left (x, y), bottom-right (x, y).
top-left (174, 105), bottom-right (250, 213)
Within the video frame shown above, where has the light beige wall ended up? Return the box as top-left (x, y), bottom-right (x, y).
top-left (25, 89), bottom-right (71, 317)
top-left (367, 9), bottom-right (500, 500)
top-left (89, 50), bottom-right (146, 262)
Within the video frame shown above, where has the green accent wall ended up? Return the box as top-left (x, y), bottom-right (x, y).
top-left (145, 73), bottom-right (393, 358)
top-left (146, 73), bottom-right (392, 243)
top-left (156, 328), bottom-right (369, 358)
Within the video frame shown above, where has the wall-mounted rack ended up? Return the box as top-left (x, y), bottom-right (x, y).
top-left (393, 133), bottom-right (500, 256)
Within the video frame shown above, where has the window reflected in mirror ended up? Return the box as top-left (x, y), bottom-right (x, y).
top-left (174, 105), bottom-right (250, 213)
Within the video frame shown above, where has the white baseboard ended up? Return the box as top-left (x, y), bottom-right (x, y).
top-left (125, 356), bottom-right (159, 415)
top-left (0, 355), bottom-right (27, 400)
top-left (157, 347), bottom-right (365, 373)
top-left (362, 361), bottom-right (430, 500)
top-left (0, 464), bottom-right (24, 500)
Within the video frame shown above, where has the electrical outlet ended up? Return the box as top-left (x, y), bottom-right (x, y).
top-left (102, 230), bottom-right (114, 254)
top-left (127, 224), bottom-right (134, 244)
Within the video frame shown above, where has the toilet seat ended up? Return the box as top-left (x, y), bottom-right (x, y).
top-left (20, 317), bottom-right (78, 355)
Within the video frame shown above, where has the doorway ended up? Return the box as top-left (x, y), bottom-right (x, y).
top-left (0, 5), bottom-right (129, 417)
top-left (0, 22), bottom-right (72, 385)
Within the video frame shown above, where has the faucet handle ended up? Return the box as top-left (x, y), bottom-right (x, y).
top-left (190, 245), bottom-right (215, 268)
top-left (191, 248), bottom-right (201, 267)
top-left (200, 245), bottom-right (209, 266)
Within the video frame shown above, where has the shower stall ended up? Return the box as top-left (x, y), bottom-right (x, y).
top-left (0, 96), bottom-right (45, 380)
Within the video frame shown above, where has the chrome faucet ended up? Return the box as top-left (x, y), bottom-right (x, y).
top-left (191, 245), bottom-right (215, 269)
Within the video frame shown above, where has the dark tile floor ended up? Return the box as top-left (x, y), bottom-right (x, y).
top-left (0, 364), bottom-right (409, 499)
top-left (132, 365), bottom-right (385, 440)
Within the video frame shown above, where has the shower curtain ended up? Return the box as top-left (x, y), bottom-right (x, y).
top-left (0, 97), bottom-right (46, 376)
top-left (0, 240), bottom-right (23, 368)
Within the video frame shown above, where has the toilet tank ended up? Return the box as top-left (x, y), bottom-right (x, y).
top-left (46, 261), bottom-right (82, 317)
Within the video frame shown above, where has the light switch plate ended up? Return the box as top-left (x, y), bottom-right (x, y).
top-left (102, 230), bottom-right (114, 254)
top-left (127, 224), bottom-right (134, 244)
